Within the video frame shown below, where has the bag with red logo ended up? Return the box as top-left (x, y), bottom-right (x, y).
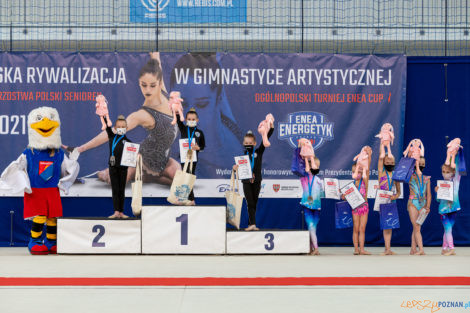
top-left (225, 170), bottom-right (243, 229)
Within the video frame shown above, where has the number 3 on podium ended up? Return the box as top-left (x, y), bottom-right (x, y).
top-left (176, 214), bottom-right (188, 245)
top-left (265, 233), bottom-right (274, 250)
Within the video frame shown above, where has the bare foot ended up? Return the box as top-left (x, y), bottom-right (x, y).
top-left (360, 250), bottom-right (371, 255)
top-left (119, 212), bottom-right (129, 219)
top-left (441, 249), bottom-right (447, 255)
top-left (245, 225), bottom-right (256, 231)
top-left (444, 249), bottom-right (455, 256)
top-left (97, 169), bottom-right (111, 184)
top-left (410, 249), bottom-right (417, 255)
top-left (353, 250), bottom-right (360, 255)
top-left (416, 250), bottom-right (426, 255)
top-left (108, 211), bottom-right (120, 218)
top-left (313, 249), bottom-right (320, 255)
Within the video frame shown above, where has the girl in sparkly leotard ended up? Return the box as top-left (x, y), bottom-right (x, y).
top-left (76, 53), bottom-right (180, 185)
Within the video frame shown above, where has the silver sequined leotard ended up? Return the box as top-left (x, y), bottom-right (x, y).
top-left (139, 106), bottom-right (177, 175)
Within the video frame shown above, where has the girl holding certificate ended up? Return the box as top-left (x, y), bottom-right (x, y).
top-left (407, 156), bottom-right (431, 255)
top-left (175, 108), bottom-right (206, 205)
top-left (435, 149), bottom-right (463, 256)
top-left (299, 157), bottom-right (323, 255)
top-left (349, 146), bottom-right (372, 255)
top-left (377, 148), bottom-right (401, 255)
top-left (233, 127), bottom-right (274, 231)
top-left (105, 115), bottom-right (131, 218)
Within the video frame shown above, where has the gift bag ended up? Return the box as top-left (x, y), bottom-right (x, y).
top-left (458, 148), bottom-right (466, 176)
top-left (225, 170), bottom-right (243, 229)
top-left (291, 147), bottom-right (307, 177)
top-left (392, 157), bottom-right (415, 183)
top-left (379, 202), bottom-right (400, 230)
top-left (335, 201), bottom-right (353, 229)
top-left (167, 158), bottom-right (196, 205)
top-left (131, 154), bottom-right (143, 216)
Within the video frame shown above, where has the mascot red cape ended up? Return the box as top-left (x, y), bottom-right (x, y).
top-left (0, 107), bottom-right (80, 255)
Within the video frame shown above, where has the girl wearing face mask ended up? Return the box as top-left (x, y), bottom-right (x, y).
top-left (435, 152), bottom-right (463, 256)
top-left (377, 148), bottom-right (401, 255)
top-left (105, 115), bottom-right (131, 218)
top-left (233, 128), bottom-right (274, 231)
top-left (175, 108), bottom-right (206, 205)
top-left (299, 157), bottom-right (323, 255)
top-left (407, 156), bottom-right (431, 255)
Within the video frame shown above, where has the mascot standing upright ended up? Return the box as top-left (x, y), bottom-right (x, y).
top-left (0, 107), bottom-right (79, 255)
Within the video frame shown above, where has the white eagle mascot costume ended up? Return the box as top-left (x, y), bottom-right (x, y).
top-left (0, 107), bottom-right (80, 254)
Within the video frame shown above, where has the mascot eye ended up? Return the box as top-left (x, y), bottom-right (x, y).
top-left (36, 115), bottom-right (42, 121)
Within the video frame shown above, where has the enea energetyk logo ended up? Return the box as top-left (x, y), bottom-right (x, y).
top-left (278, 111), bottom-right (334, 149)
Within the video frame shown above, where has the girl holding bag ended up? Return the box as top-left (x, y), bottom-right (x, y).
top-left (233, 126), bottom-right (274, 231)
top-left (377, 145), bottom-right (401, 255)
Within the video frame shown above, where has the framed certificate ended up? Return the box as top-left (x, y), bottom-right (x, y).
top-left (436, 180), bottom-right (454, 201)
top-left (234, 155), bottom-right (253, 180)
top-left (324, 178), bottom-right (341, 200)
top-left (373, 189), bottom-right (393, 212)
top-left (120, 142), bottom-right (140, 167)
top-left (179, 138), bottom-right (197, 163)
top-left (340, 181), bottom-right (366, 209)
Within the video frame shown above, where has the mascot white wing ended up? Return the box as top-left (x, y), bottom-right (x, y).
top-left (0, 154), bottom-right (32, 194)
top-left (58, 149), bottom-right (80, 195)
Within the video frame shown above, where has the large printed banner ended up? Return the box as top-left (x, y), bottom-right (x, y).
top-left (129, 0), bottom-right (247, 23)
top-left (0, 52), bottom-right (406, 197)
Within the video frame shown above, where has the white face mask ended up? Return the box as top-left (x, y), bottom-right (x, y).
top-left (116, 128), bottom-right (126, 135)
top-left (443, 173), bottom-right (453, 180)
top-left (187, 120), bottom-right (197, 128)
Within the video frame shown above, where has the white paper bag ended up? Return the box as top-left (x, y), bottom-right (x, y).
top-left (167, 159), bottom-right (196, 205)
top-left (225, 170), bottom-right (243, 229)
top-left (131, 154), bottom-right (143, 216)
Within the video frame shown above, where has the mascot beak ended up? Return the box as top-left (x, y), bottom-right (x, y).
top-left (30, 117), bottom-right (59, 137)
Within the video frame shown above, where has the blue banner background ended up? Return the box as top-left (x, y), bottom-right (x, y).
top-left (0, 52), bottom-right (406, 181)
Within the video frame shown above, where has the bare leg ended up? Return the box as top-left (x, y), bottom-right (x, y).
top-left (359, 213), bottom-right (370, 254)
top-left (382, 229), bottom-right (395, 255)
top-left (408, 204), bottom-right (424, 254)
top-left (352, 214), bottom-right (360, 254)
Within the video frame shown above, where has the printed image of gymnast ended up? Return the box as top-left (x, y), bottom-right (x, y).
top-left (170, 53), bottom-right (244, 175)
top-left (74, 53), bottom-right (180, 185)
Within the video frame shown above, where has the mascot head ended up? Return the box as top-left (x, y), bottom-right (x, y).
top-left (27, 106), bottom-right (61, 150)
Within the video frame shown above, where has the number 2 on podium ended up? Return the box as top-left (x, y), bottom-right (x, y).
top-left (176, 214), bottom-right (188, 245)
top-left (92, 225), bottom-right (106, 247)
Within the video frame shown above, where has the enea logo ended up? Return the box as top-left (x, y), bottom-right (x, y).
top-left (278, 111), bottom-right (334, 149)
top-left (216, 184), bottom-right (231, 193)
top-left (141, 0), bottom-right (170, 12)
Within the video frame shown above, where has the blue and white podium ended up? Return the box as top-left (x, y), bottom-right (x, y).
top-left (226, 230), bottom-right (310, 254)
top-left (57, 218), bottom-right (141, 254)
top-left (141, 205), bottom-right (226, 254)
top-left (57, 206), bottom-right (310, 255)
